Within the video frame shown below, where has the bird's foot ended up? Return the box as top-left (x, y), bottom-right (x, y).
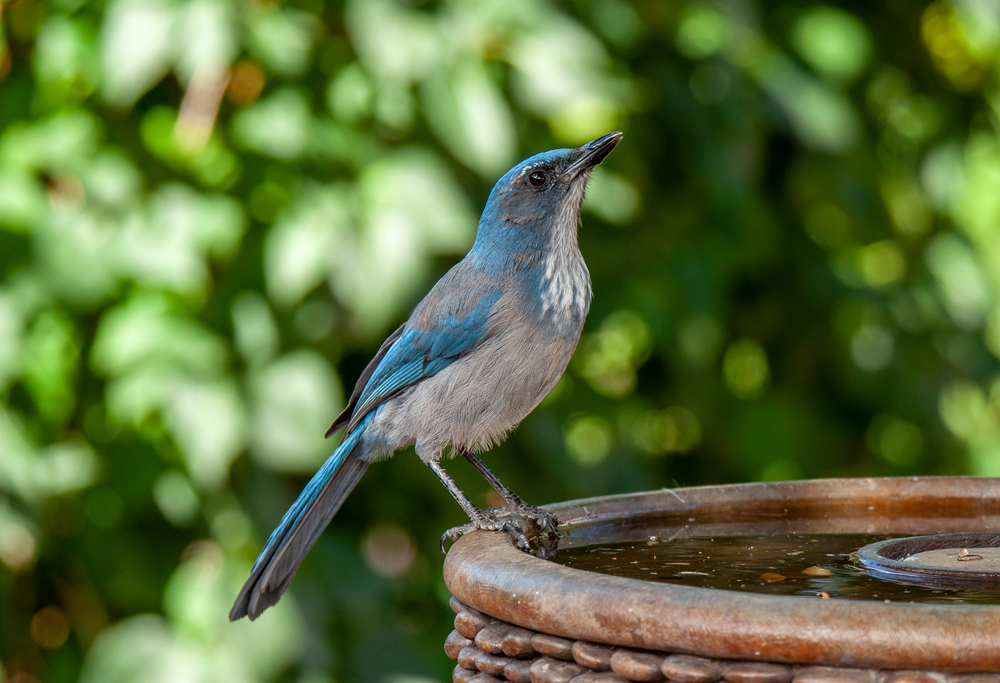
top-left (440, 514), bottom-right (530, 554)
top-left (487, 502), bottom-right (559, 540)
top-left (439, 505), bottom-right (560, 558)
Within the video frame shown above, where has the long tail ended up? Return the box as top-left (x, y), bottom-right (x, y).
top-left (230, 425), bottom-right (371, 621)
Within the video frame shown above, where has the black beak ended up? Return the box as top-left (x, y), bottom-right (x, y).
top-left (567, 131), bottom-right (623, 176)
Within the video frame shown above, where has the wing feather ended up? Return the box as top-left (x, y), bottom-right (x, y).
top-left (341, 287), bottom-right (502, 434)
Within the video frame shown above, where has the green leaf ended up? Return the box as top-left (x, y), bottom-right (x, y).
top-left (334, 149), bottom-right (474, 332)
top-left (162, 378), bottom-right (246, 490)
top-left (117, 184), bottom-right (245, 295)
top-left (0, 172), bottom-right (48, 232)
top-left (420, 62), bottom-right (516, 177)
top-left (100, 0), bottom-right (176, 106)
top-left (174, 0), bottom-right (236, 84)
top-left (791, 7), bottom-right (871, 83)
top-left (250, 350), bottom-right (342, 473)
top-left (246, 7), bottom-right (320, 78)
top-left (91, 293), bottom-right (229, 378)
top-left (0, 294), bottom-right (24, 392)
top-left (231, 88), bottom-right (312, 160)
top-left (264, 183), bottom-right (351, 308)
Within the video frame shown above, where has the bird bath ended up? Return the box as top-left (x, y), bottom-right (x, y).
top-left (443, 477), bottom-right (1000, 681)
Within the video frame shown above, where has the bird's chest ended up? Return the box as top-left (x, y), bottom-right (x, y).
top-left (537, 243), bottom-right (591, 331)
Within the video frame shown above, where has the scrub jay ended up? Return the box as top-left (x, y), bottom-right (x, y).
top-left (231, 131), bottom-right (623, 621)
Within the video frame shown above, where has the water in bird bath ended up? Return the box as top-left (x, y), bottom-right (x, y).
top-left (552, 531), bottom-right (1000, 604)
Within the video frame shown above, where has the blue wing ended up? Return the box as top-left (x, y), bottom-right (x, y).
top-left (343, 286), bottom-right (503, 434)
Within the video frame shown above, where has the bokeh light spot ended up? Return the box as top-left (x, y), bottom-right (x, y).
top-left (867, 415), bottom-right (923, 466)
top-left (227, 60), bottom-right (266, 106)
top-left (676, 6), bottom-right (727, 60)
top-left (803, 202), bottom-right (851, 250)
top-left (856, 240), bottom-right (905, 287)
top-left (850, 323), bottom-right (894, 372)
top-left (678, 314), bottom-right (723, 366)
top-left (152, 471), bottom-right (200, 527)
top-left (31, 606), bottom-right (71, 649)
top-left (628, 407), bottom-right (701, 455)
top-left (362, 525), bottom-right (416, 578)
top-left (723, 338), bottom-right (770, 399)
top-left (0, 523), bottom-right (36, 570)
top-left (791, 7), bottom-right (870, 82)
top-left (577, 311), bottom-right (651, 397)
top-left (565, 415), bottom-right (614, 466)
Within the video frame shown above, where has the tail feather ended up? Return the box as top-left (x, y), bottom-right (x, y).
top-left (230, 427), bottom-right (371, 621)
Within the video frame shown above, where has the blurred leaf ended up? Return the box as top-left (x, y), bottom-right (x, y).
top-left (925, 233), bottom-right (991, 329)
top-left (421, 62), bottom-right (516, 177)
top-left (231, 292), bottom-right (279, 368)
top-left (83, 150), bottom-right (142, 210)
top-left (327, 63), bottom-right (374, 125)
top-left (246, 7), bottom-right (320, 78)
top-left (105, 363), bottom-right (185, 425)
top-left (264, 183), bottom-right (352, 308)
top-left (565, 415), bottom-right (614, 465)
top-left (91, 294), bottom-right (229, 378)
top-left (791, 7), bottom-right (871, 82)
top-left (118, 184), bottom-right (245, 295)
top-left (345, 0), bottom-right (441, 84)
top-left (33, 15), bottom-right (100, 103)
top-left (334, 149), bottom-right (475, 332)
top-left (509, 18), bottom-right (630, 143)
top-left (250, 350), bottom-right (342, 473)
top-left (723, 338), bottom-right (770, 399)
top-left (36, 209), bottom-right (121, 306)
top-left (676, 4), bottom-right (728, 59)
top-left (0, 172), bottom-right (47, 232)
top-left (22, 309), bottom-right (79, 424)
top-left (231, 88), bottom-right (312, 160)
top-left (582, 167), bottom-right (640, 224)
top-left (153, 470), bottom-right (200, 526)
top-left (100, 0), bottom-right (176, 106)
top-left (0, 295), bottom-right (23, 392)
top-left (0, 407), bottom-right (98, 504)
top-left (750, 52), bottom-right (861, 152)
top-left (163, 378), bottom-right (246, 490)
top-left (175, 0), bottom-right (237, 84)
top-left (575, 310), bottom-right (651, 397)
top-left (0, 109), bottom-right (101, 173)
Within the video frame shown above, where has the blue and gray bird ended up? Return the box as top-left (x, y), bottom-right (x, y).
top-left (230, 131), bottom-right (623, 621)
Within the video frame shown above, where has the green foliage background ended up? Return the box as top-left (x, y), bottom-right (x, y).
top-left (2, 0), bottom-right (1000, 680)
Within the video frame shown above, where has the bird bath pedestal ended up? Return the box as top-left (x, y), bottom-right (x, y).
top-left (442, 477), bottom-right (1000, 682)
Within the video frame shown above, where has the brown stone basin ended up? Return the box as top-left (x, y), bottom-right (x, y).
top-left (443, 477), bottom-right (1000, 680)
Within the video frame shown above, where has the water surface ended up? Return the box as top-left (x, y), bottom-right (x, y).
top-left (553, 532), bottom-right (1000, 604)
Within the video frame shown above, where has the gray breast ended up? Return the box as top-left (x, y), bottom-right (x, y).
top-left (366, 309), bottom-right (581, 460)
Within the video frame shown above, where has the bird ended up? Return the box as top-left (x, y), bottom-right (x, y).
top-left (230, 131), bottom-right (623, 621)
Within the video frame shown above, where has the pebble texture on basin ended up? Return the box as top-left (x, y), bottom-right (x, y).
top-left (445, 595), bottom-right (1000, 682)
top-left (443, 477), bottom-right (1000, 677)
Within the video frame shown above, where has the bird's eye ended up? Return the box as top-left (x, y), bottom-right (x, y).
top-left (528, 171), bottom-right (547, 187)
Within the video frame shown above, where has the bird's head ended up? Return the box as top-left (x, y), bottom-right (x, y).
top-left (475, 132), bottom-right (623, 256)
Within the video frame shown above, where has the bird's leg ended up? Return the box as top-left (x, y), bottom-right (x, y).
top-left (459, 448), bottom-right (559, 539)
top-left (424, 458), bottom-right (530, 554)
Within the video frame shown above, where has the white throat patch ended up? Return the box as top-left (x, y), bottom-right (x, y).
top-left (540, 179), bottom-right (591, 323)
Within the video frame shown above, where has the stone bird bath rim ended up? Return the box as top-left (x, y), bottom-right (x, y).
top-left (443, 476), bottom-right (1000, 672)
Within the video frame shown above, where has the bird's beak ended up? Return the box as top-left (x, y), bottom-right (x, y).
top-left (566, 131), bottom-right (624, 177)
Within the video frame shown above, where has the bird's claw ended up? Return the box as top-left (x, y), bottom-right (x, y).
top-left (488, 502), bottom-right (559, 539)
top-left (440, 516), bottom-right (529, 554)
top-left (439, 505), bottom-right (559, 556)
